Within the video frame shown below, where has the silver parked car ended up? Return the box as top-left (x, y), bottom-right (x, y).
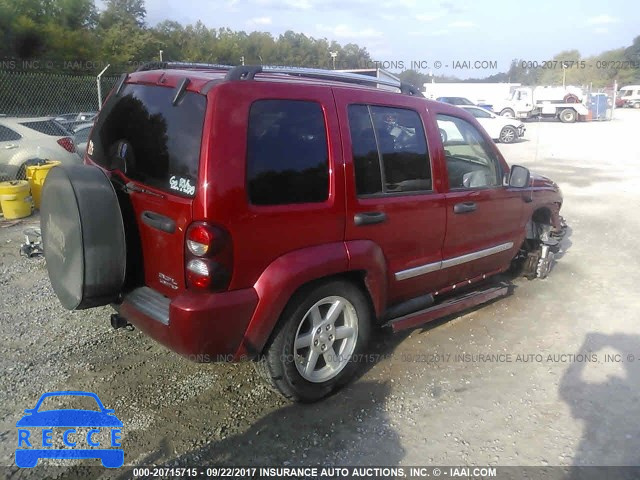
top-left (72, 122), bottom-right (94, 158)
top-left (0, 117), bottom-right (82, 179)
top-left (54, 112), bottom-right (98, 130)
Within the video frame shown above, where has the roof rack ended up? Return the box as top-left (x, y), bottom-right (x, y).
top-left (136, 61), bottom-right (233, 72)
top-left (224, 65), bottom-right (423, 97)
top-left (135, 62), bottom-right (423, 97)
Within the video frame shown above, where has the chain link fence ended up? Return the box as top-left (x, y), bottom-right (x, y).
top-left (0, 70), bottom-right (121, 117)
top-left (0, 71), bottom-right (123, 182)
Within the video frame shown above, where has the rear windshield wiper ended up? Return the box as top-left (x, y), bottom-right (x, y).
top-left (124, 181), bottom-right (165, 198)
top-left (112, 176), bottom-right (165, 198)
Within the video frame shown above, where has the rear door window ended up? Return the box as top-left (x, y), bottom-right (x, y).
top-left (247, 99), bottom-right (329, 205)
top-left (89, 84), bottom-right (206, 197)
top-left (348, 104), bottom-right (432, 195)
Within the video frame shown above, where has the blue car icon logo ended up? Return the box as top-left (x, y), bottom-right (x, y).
top-left (16, 391), bottom-right (123, 468)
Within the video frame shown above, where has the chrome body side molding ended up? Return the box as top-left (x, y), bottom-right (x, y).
top-left (395, 242), bottom-right (514, 281)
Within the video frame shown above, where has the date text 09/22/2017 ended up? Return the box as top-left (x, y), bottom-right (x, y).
top-left (519, 60), bottom-right (639, 69)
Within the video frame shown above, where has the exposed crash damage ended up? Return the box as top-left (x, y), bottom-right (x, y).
top-left (512, 173), bottom-right (567, 279)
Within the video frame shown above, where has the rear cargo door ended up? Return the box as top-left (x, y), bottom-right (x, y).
top-left (87, 82), bottom-right (207, 297)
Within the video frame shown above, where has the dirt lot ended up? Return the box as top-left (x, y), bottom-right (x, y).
top-left (1, 109), bottom-right (640, 478)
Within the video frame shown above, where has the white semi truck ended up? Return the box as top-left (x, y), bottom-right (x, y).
top-left (491, 86), bottom-right (589, 123)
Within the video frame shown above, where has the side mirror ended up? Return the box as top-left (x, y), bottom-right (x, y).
top-left (508, 165), bottom-right (530, 188)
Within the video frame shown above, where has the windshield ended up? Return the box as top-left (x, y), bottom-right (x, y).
top-left (88, 83), bottom-right (206, 197)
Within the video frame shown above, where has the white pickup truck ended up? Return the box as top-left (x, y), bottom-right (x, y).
top-left (493, 86), bottom-right (589, 123)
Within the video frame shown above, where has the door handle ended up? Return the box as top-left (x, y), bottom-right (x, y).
top-left (141, 210), bottom-right (176, 233)
top-left (354, 211), bottom-right (387, 226)
top-left (453, 202), bottom-right (477, 214)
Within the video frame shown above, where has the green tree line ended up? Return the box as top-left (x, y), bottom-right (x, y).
top-left (0, 0), bottom-right (372, 72)
top-left (1, 0), bottom-right (638, 87)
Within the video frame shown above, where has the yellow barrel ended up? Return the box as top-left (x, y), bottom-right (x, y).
top-left (26, 161), bottom-right (61, 209)
top-left (0, 180), bottom-right (33, 219)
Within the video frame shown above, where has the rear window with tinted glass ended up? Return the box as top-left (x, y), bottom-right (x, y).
top-left (247, 100), bottom-right (329, 205)
top-left (89, 84), bottom-right (206, 197)
top-left (21, 120), bottom-right (70, 136)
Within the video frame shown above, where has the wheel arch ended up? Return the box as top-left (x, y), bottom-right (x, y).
top-left (235, 241), bottom-right (386, 360)
top-left (526, 206), bottom-right (553, 240)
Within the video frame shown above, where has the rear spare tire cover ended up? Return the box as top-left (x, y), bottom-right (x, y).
top-left (40, 165), bottom-right (126, 310)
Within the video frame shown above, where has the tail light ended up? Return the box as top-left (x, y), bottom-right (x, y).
top-left (185, 222), bottom-right (232, 291)
top-left (57, 137), bottom-right (76, 153)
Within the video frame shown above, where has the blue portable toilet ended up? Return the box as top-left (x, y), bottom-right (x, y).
top-left (588, 93), bottom-right (609, 120)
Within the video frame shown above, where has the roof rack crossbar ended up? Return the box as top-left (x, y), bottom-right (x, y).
top-left (224, 65), bottom-right (263, 81)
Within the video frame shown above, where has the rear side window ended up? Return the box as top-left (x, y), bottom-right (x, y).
top-left (247, 100), bottom-right (329, 205)
top-left (348, 104), bottom-right (431, 195)
top-left (20, 120), bottom-right (70, 137)
top-left (73, 127), bottom-right (91, 144)
top-left (0, 125), bottom-right (22, 142)
top-left (89, 84), bottom-right (206, 197)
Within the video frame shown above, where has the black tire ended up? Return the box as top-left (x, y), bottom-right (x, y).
top-left (40, 165), bottom-right (126, 310)
top-left (499, 126), bottom-right (518, 143)
top-left (559, 108), bottom-right (576, 123)
top-left (500, 108), bottom-right (515, 118)
top-left (256, 279), bottom-right (372, 403)
top-left (439, 128), bottom-right (447, 143)
top-left (15, 163), bottom-right (28, 180)
top-left (563, 94), bottom-right (579, 104)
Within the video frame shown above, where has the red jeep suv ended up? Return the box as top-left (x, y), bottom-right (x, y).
top-left (41, 64), bottom-right (564, 402)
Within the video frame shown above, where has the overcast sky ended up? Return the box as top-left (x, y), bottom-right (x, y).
top-left (142, 0), bottom-right (639, 77)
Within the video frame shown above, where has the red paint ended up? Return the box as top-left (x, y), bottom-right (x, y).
top-left (120, 288), bottom-right (258, 359)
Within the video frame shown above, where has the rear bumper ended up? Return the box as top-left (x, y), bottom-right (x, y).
top-left (118, 286), bottom-right (258, 361)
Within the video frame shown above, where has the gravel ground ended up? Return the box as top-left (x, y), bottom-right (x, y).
top-left (1, 109), bottom-right (639, 478)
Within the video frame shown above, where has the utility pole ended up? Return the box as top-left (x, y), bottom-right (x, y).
top-left (159, 50), bottom-right (163, 62)
top-left (241, 56), bottom-right (245, 66)
top-left (96, 64), bottom-right (111, 110)
top-left (330, 51), bottom-right (337, 70)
